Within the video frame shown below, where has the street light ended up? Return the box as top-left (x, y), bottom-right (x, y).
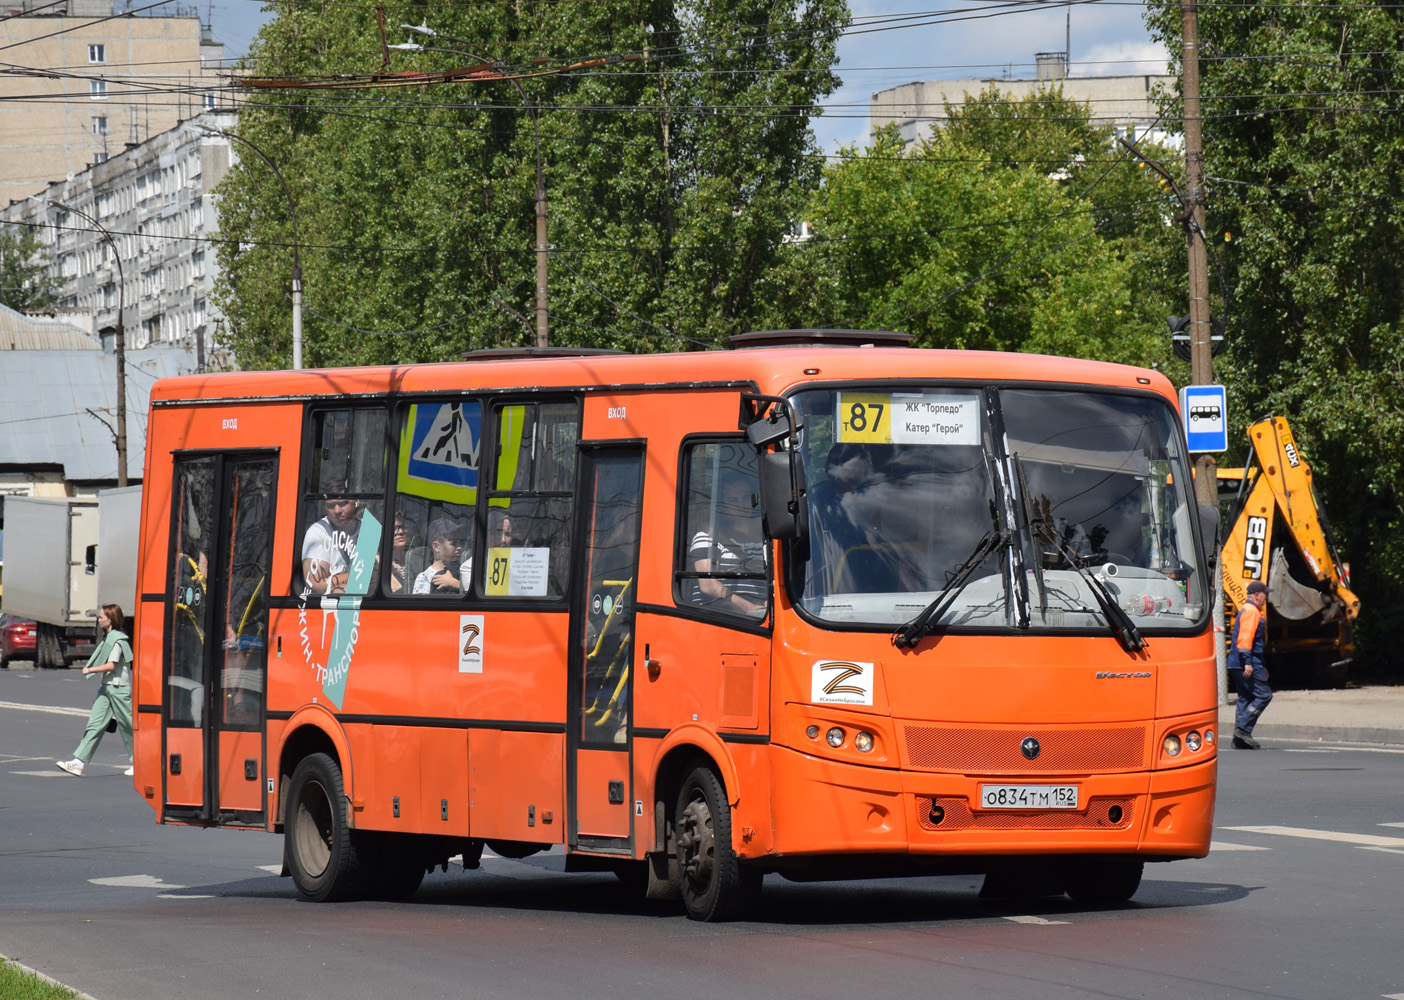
top-left (31, 195), bottom-right (128, 486)
top-left (395, 26), bottom-right (549, 347)
top-left (185, 123), bottom-right (304, 369)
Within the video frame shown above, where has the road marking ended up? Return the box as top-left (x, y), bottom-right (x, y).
top-left (1210, 841), bottom-right (1271, 852)
top-left (0, 700), bottom-right (88, 717)
top-left (1003, 915), bottom-right (1070, 925)
top-left (1359, 847), bottom-right (1404, 857)
top-left (1380, 823), bottom-right (1404, 829)
top-left (158, 893), bottom-right (215, 899)
top-left (257, 864), bottom-right (282, 874)
top-left (1225, 825), bottom-right (1404, 848)
top-left (1381, 993), bottom-right (1404, 999)
top-left (90, 875), bottom-right (188, 889)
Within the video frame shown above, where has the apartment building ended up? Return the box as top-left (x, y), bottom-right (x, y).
top-left (1, 110), bottom-right (235, 365)
top-left (0, 0), bottom-right (228, 206)
top-left (871, 53), bottom-right (1173, 147)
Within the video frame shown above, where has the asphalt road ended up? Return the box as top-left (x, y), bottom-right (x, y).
top-left (4, 665), bottom-right (1404, 1000)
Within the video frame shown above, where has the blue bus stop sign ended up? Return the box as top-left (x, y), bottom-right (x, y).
top-left (1180, 385), bottom-right (1228, 453)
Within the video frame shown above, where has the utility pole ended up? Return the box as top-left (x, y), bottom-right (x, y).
top-left (1180, 0), bottom-right (1228, 704)
top-left (1181, 0), bottom-right (1216, 506)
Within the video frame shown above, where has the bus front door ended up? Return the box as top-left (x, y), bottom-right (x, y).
top-left (162, 452), bottom-right (277, 827)
top-left (568, 447), bottom-right (644, 852)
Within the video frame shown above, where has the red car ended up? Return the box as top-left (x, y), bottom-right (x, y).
top-left (0, 613), bottom-right (37, 668)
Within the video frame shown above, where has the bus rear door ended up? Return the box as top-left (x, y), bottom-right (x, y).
top-left (568, 446), bottom-right (645, 853)
top-left (162, 452), bottom-right (277, 827)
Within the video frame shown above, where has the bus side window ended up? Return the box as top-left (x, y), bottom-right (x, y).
top-left (677, 440), bottom-right (768, 620)
top-left (388, 400), bottom-right (481, 597)
top-left (481, 401), bottom-right (579, 599)
top-left (297, 407), bottom-right (387, 598)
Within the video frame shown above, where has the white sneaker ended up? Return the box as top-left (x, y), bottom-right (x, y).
top-left (123, 766), bottom-right (134, 776)
top-left (56, 759), bottom-right (84, 776)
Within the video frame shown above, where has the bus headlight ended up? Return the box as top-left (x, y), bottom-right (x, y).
top-left (1185, 730), bottom-right (1202, 752)
top-left (1163, 734), bottom-right (1182, 757)
top-left (806, 725), bottom-right (820, 740)
top-left (854, 731), bottom-right (874, 753)
top-left (826, 727), bottom-right (846, 748)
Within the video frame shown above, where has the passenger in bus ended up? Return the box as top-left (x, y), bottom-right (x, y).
top-left (302, 488), bottom-right (370, 595)
top-left (689, 471), bottom-right (767, 616)
top-left (413, 517), bottom-right (469, 594)
top-left (389, 512), bottom-right (419, 593)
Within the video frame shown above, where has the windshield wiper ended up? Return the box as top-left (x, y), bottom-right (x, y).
top-left (1013, 455), bottom-right (1047, 618)
top-left (893, 504), bottom-right (1006, 649)
top-left (1032, 517), bottom-right (1146, 653)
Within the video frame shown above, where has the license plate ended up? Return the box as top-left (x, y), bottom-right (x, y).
top-left (979, 784), bottom-right (1079, 810)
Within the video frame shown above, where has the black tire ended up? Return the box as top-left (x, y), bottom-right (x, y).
top-left (1061, 858), bottom-right (1144, 905)
top-left (674, 765), bottom-right (758, 921)
top-left (285, 753), bottom-right (367, 902)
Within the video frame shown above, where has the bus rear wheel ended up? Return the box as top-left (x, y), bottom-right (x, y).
top-left (674, 765), bottom-right (758, 921)
top-left (285, 753), bottom-right (366, 902)
top-left (1061, 857), bottom-right (1144, 905)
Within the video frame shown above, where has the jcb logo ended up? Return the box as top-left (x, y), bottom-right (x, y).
top-left (1243, 515), bottom-right (1268, 579)
top-left (1284, 442), bottom-right (1301, 468)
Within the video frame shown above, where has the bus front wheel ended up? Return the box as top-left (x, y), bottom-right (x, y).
top-left (1061, 857), bottom-right (1144, 904)
top-left (674, 765), bottom-right (758, 921)
top-left (285, 753), bottom-right (366, 902)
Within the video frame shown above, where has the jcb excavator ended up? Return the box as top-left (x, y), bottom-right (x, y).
top-left (1218, 415), bottom-right (1360, 688)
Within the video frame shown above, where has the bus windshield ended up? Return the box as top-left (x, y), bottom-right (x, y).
top-left (791, 385), bottom-right (1206, 633)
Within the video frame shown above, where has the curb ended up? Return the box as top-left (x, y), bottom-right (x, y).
top-left (1, 954), bottom-right (100, 1000)
top-left (1232, 725), bottom-right (1404, 747)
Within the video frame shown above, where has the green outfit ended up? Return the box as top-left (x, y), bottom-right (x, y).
top-left (73, 629), bottom-right (134, 764)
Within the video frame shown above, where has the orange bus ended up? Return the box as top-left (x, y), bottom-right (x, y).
top-left (130, 331), bottom-right (1219, 920)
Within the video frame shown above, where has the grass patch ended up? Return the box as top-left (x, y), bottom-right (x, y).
top-left (0, 960), bottom-right (78, 1000)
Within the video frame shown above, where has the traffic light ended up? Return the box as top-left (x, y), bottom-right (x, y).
top-left (1169, 315), bottom-right (1226, 362)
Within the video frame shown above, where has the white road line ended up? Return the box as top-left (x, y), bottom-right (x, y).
top-left (1359, 847), bottom-right (1404, 857)
top-left (1225, 825), bottom-right (1404, 849)
top-left (256, 864), bottom-right (283, 874)
top-left (90, 875), bottom-right (188, 889)
top-left (1380, 823), bottom-right (1404, 829)
top-left (1210, 841), bottom-right (1271, 852)
top-left (158, 894), bottom-right (215, 899)
top-left (0, 700), bottom-right (88, 717)
top-left (1381, 993), bottom-right (1404, 999)
top-left (10, 771), bottom-right (79, 778)
top-left (1003, 915), bottom-right (1070, 925)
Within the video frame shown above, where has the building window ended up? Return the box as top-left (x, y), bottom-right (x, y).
top-left (90, 80), bottom-right (107, 100)
top-left (204, 93), bottom-right (217, 109)
top-left (93, 152), bottom-right (109, 165)
top-left (191, 250), bottom-right (205, 277)
top-left (88, 44), bottom-right (105, 63)
top-left (91, 116), bottom-right (108, 135)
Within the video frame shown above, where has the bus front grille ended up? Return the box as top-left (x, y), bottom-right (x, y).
top-left (916, 796), bottom-right (1136, 831)
top-left (902, 725), bottom-right (1147, 773)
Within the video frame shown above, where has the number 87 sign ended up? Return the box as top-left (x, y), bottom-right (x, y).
top-left (837, 392), bottom-right (982, 447)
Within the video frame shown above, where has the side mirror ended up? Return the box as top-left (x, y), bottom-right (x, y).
top-left (1198, 504), bottom-right (1221, 574)
top-left (758, 452), bottom-right (808, 541)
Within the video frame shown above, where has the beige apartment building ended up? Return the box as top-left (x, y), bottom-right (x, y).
top-left (871, 54), bottom-right (1173, 147)
top-left (0, 0), bottom-right (228, 206)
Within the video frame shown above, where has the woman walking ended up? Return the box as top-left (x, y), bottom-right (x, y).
top-left (56, 604), bottom-right (134, 777)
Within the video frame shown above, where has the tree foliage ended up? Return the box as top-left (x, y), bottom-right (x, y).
top-left (213, 0), bottom-right (844, 367)
top-left (1146, 0), bottom-right (1404, 676)
top-left (0, 226), bottom-right (60, 312)
top-left (756, 88), bottom-right (1184, 366)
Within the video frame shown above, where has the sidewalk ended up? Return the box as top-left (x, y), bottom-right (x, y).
top-left (1220, 685), bottom-right (1404, 746)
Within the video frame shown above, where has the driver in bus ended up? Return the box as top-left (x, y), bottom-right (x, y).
top-left (689, 469), bottom-right (767, 617)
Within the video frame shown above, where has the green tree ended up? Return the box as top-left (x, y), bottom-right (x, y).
top-left (757, 89), bottom-right (1184, 367)
top-left (0, 226), bottom-right (59, 312)
top-left (213, 0), bottom-right (844, 367)
top-left (1145, 0), bottom-right (1404, 677)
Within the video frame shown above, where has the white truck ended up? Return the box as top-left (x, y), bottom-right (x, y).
top-left (0, 488), bottom-right (141, 668)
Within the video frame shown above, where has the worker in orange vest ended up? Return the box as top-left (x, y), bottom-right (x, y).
top-left (1229, 580), bottom-right (1273, 749)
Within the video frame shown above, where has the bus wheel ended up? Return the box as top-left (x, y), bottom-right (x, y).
top-left (1061, 858), bottom-right (1143, 905)
top-left (675, 765), bottom-right (756, 921)
top-left (286, 753), bottom-right (365, 902)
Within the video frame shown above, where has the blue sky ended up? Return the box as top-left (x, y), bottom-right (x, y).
top-left (208, 1), bottom-right (1170, 154)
